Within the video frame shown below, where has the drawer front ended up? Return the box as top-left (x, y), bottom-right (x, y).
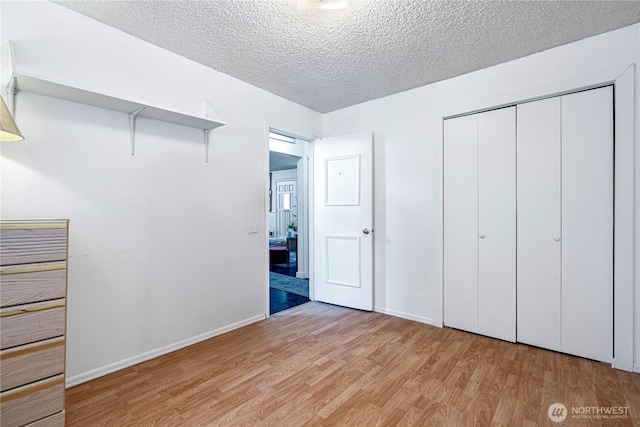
top-left (0, 376), bottom-right (64, 427)
top-left (0, 304), bottom-right (65, 350)
top-left (1, 338), bottom-right (65, 392)
top-left (0, 228), bottom-right (67, 266)
top-left (1, 264), bottom-right (67, 308)
top-left (25, 411), bottom-right (65, 427)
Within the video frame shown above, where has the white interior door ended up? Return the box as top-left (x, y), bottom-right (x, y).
top-left (561, 86), bottom-right (613, 364)
top-left (517, 87), bottom-right (613, 363)
top-left (444, 108), bottom-right (516, 341)
top-left (477, 107), bottom-right (516, 342)
top-left (276, 179), bottom-right (296, 238)
top-left (313, 132), bottom-right (373, 311)
top-left (444, 114), bottom-right (478, 333)
top-left (517, 97), bottom-right (562, 351)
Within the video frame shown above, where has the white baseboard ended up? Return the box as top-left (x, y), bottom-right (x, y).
top-left (634, 363), bottom-right (640, 374)
top-left (296, 271), bottom-right (308, 279)
top-left (374, 306), bottom-right (434, 326)
top-left (66, 314), bottom-right (265, 388)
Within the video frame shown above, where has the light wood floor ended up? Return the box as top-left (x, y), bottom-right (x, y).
top-left (66, 302), bottom-right (640, 426)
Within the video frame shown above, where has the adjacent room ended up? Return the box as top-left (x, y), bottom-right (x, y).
top-left (1, 1), bottom-right (639, 426)
top-left (268, 130), bottom-right (310, 314)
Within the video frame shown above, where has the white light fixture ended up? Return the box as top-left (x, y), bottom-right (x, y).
top-left (0, 96), bottom-right (24, 141)
top-left (297, 0), bottom-right (348, 11)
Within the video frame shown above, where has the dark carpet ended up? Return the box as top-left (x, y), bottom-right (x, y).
top-left (269, 250), bottom-right (309, 314)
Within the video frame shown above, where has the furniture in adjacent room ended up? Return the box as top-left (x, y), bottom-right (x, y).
top-left (443, 86), bottom-right (613, 364)
top-left (269, 246), bottom-right (289, 268)
top-left (287, 236), bottom-right (297, 253)
top-left (0, 219), bottom-right (70, 427)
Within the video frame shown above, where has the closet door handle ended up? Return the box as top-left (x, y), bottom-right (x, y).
top-left (553, 236), bottom-right (561, 242)
top-left (479, 234), bottom-right (485, 239)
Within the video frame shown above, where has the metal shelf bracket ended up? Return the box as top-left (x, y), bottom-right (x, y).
top-left (204, 127), bottom-right (215, 163)
top-left (128, 107), bottom-right (145, 156)
top-left (6, 77), bottom-right (17, 117)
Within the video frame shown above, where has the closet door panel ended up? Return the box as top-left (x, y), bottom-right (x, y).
top-left (561, 87), bottom-right (613, 363)
top-left (516, 97), bottom-right (562, 351)
top-left (477, 107), bottom-right (516, 342)
top-left (444, 114), bottom-right (478, 333)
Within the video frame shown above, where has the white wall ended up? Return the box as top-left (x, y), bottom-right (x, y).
top-left (0, 1), bottom-right (322, 385)
top-left (323, 24), bottom-right (640, 369)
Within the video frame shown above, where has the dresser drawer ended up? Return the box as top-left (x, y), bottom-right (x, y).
top-left (24, 411), bottom-right (65, 427)
top-left (0, 375), bottom-right (64, 427)
top-left (1, 337), bottom-right (65, 392)
top-left (0, 224), bottom-right (68, 266)
top-left (1, 263), bottom-right (67, 308)
top-left (0, 302), bottom-right (65, 350)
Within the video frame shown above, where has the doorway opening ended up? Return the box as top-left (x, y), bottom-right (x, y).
top-left (268, 130), bottom-right (310, 314)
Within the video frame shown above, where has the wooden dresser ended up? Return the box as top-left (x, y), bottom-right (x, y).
top-left (0, 220), bottom-right (69, 427)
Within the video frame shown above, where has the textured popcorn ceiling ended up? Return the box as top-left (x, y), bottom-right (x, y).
top-left (54, 1), bottom-right (640, 113)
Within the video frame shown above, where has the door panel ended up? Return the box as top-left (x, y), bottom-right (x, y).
top-left (516, 97), bottom-right (562, 351)
top-left (477, 107), bottom-right (516, 342)
top-left (561, 87), bottom-right (613, 363)
top-left (325, 236), bottom-right (360, 287)
top-left (444, 114), bottom-right (478, 333)
top-left (325, 155), bottom-right (360, 205)
top-left (313, 133), bottom-right (373, 310)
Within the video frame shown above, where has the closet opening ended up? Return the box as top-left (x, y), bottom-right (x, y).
top-left (443, 86), bottom-right (615, 365)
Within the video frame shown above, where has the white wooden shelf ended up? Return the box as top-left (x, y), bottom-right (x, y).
top-left (9, 73), bottom-right (227, 131)
top-left (3, 41), bottom-right (225, 162)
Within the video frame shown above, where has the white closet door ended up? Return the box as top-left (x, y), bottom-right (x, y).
top-left (516, 97), bottom-right (562, 351)
top-left (444, 114), bottom-right (478, 333)
top-left (477, 107), bottom-right (516, 342)
top-left (445, 108), bottom-right (516, 340)
top-left (561, 87), bottom-right (613, 363)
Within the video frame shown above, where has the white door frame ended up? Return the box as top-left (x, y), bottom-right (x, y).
top-left (264, 122), bottom-right (318, 319)
top-left (434, 64), bottom-right (636, 371)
